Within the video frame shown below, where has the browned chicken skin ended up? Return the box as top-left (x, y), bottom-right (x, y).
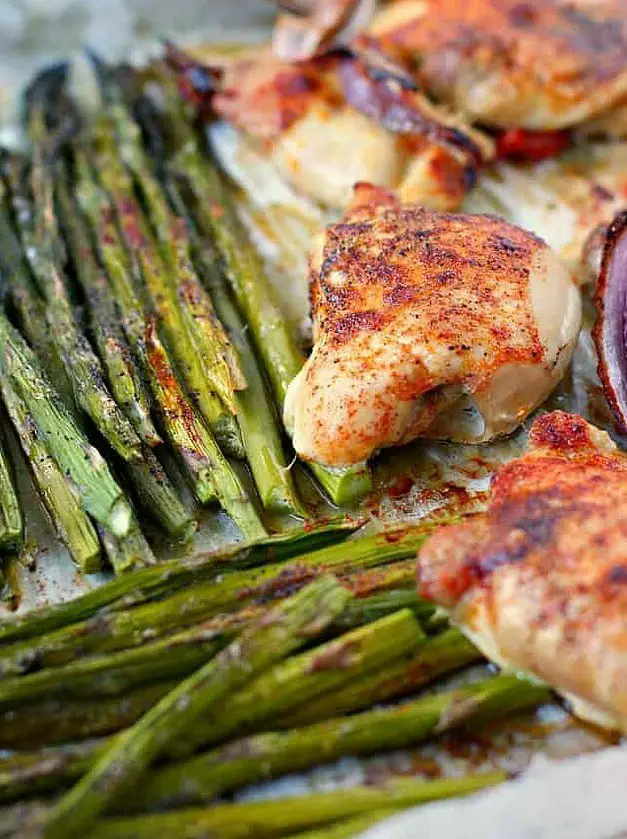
top-left (284, 185), bottom-right (581, 466)
top-left (418, 411), bottom-right (627, 731)
top-left (370, 0), bottom-right (627, 130)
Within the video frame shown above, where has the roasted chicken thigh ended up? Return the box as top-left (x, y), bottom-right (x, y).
top-left (284, 185), bottom-right (581, 466)
top-left (418, 411), bottom-right (627, 732)
top-left (369, 0), bottom-right (627, 130)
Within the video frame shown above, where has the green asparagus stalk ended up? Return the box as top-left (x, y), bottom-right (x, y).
top-left (120, 451), bottom-right (196, 541)
top-left (64, 152), bottom-right (212, 538)
top-left (0, 312), bottom-right (131, 537)
top-left (54, 172), bottom-right (159, 447)
top-left (144, 318), bottom-right (266, 539)
top-left (0, 375), bottom-right (100, 572)
top-left (0, 431), bottom-right (22, 554)
top-left (0, 185), bottom-right (74, 411)
top-left (86, 132), bottom-right (244, 460)
top-left (0, 592), bottom-right (428, 796)
top-left (97, 520), bottom-right (156, 574)
top-left (0, 524), bottom-right (434, 676)
top-left (0, 558), bottom-right (414, 682)
top-left (0, 680), bottom-right (177, 751)
top-left (0, 620), bottom-right (234, 711)
top-left (42, 576), bottom-right (351, 839)
top-left (3, 149), bottom-right (142, 463)
top-left (280, 628), bottom-right (481, 728)
top-left (0, 590), bottom-right (422, 721)
top-left (89, 773), bottom-right (506, 839)
top-left (0, 745), bottom-right (97, 806)
top-left (125, 673), bottom-right (538, 814)
top-left (151, 154), bottom-right (304, 514)
top-left (0, 516), bottom-right (358, 644)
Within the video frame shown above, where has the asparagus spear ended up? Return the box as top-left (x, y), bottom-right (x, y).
top-left (0, 524), bottom-right (432, 676)
top-left (97, 521), bottom-right (156, 574)
top-left (0, 375), bottom-right (100, 572)
top-left (0, 312), bottom-right (131, 537)
top-left (149, 69), bottom-right (371, 506)
top-left (125, 673), bottom-right (539, 814)
top-left (0, 680), bottom-right (177, 751)
top-left (65, 151), bottom-right (218, 537)
top-left (42, 576), bottom-right (351, 839)
top-left (0, 183), bottom-right (74, 411)
top-left (3, 148), bottom-right (142, 463)
top-left (89, 773), bottom-right (506, 839)
top-left (54, 171), bottom-right (159, 447)
top-left (144, 317), bottom-right (266, 542)
top-left (132, 92), bottom-right (305, 517)
top-left (0, 430), bottom-right (22, 554)
top-left (85, 130), bottom-right (244, 460)
top-left (0, 516), bottom-right (358, 644)
top-left (280, 627), bottom-right (481, 728)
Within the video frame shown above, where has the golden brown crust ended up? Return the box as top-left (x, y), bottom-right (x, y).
top-left (371, 0), bottom-right (627, 129)
top-left (284, 188), bottom-right (579, 466)
top-left (417, 410), bottom-right (627, 729)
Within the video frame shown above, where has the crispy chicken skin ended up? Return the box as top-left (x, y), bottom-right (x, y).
top-left (369, 0), bottom-right (627, 130)
top-left (283, 185), bottom-right (581, 467)
top-left (417, 411), bottom-right (627, 731)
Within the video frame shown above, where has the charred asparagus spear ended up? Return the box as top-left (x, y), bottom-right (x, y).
top-left (143, 317), bottom-right (266, 542)
top-left (279, 627), bottom-right (481, 728)
top-left (0, 593), bottom-right (425, 712)
top-left (0, 311), bottom-right (131, 537)
top-left (0, 428), bottom-right (22, 555)
top-left (91, 61), bottom-right (245, 418)
top-left (0, 516), bottom-right (358, 645)
top-left (65, 149), bottom-right (219, 535)
top-left (0, 171), bottom-right (73, 406)
top-left (55, 176), bottom-right (194, 541)
top-left (42, 576), bottom-right (351, 839)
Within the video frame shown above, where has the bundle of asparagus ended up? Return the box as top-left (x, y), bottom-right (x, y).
top-left (132, 60), bottom-right (372, 507)
top-left (0, 570), bottom-right (549, 838)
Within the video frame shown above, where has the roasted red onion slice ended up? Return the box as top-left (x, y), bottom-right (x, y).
top-left (593, 211), bottom-right (627, 431)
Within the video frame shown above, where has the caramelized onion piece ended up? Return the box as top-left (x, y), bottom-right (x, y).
top-left (593, 211), bottom-right (627, 431)
top-left (338, 50), bottom-right (484, 170)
